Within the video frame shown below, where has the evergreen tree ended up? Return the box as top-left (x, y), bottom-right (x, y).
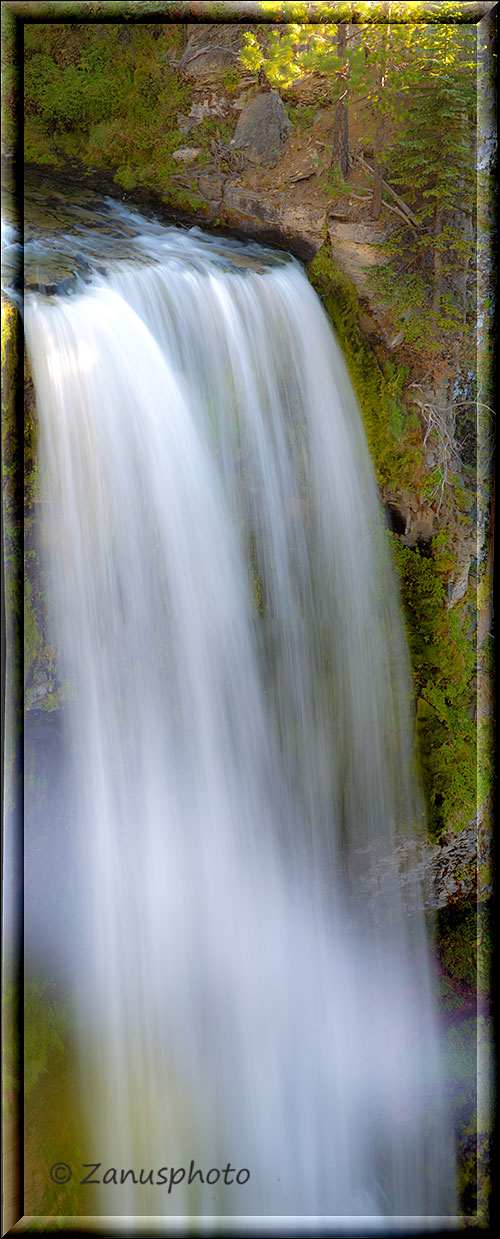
top-left (239, 9), bottom-right (477, 369)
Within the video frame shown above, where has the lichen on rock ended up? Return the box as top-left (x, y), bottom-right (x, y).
top-left (232, 90), bottom-right (291, 166)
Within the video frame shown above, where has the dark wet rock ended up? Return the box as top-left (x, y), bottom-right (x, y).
top-left (232, 92), bottom-right (291, 167)
top-left (221, 185), bottom-right (325, 260)
top-left (358, 801), bottom-right (492, 917)
top-left (23, 253), bottom-right (94, 297)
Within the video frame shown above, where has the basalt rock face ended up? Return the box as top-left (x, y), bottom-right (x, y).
top-left (169, 25), bottom-right (329, 256)
top-left (360, 808), bottom-right (493, 916)
top-left (232, 91), bottom-right (292, 166)
top-left (219, 185), bottom-right (326, 260)
top-left (179, 23), bottom-right (255, 88)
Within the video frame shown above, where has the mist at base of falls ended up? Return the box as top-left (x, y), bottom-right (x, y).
top-left (22, 204), bottom-right (456, 1223)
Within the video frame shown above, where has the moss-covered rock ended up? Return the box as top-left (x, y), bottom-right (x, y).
top-left (306, 248), bottom-right (478, 841)
top-left (391, 539), bottom-right (476, 839)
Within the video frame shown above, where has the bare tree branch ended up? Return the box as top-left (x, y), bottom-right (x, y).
top-left (353, 153), bottom-right (420, 229)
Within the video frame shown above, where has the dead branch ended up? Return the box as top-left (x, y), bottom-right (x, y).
top-left (352, 153), bottom-right (420, 230)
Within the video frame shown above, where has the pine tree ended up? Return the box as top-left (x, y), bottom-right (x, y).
top-left (239, 9), bottom-right (477, 367)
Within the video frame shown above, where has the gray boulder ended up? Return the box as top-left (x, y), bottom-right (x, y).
top-left (232, 92), bottom-right (291, 167)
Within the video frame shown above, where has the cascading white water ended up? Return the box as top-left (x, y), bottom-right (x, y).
top-left (23, 205), bottom-right (456, 1227)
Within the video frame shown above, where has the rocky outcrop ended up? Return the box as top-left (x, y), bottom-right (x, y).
top-left (179, 24), bottom-right (254, 88)
top-left (328, 218), bottom-right (388, 277)
top-left (360, 801), bottom-right (493, 916)
top-left (232, 91), bottom-right (291, 166)
top-left (327, 217), bottom-right (404, 350)
top-left (219, 185), bottom-right (326, 259)
top-left (172, 147), bottom-right (202, 164)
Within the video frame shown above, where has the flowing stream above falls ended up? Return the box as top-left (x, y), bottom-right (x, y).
top-left (19, 190), bottom-right (457, 1226)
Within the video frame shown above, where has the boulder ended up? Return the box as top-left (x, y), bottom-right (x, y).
top-left (172, 147), bottom-right (201, 164)
top-left (232, 92), bottom-right (291, 167)
top-left (178, 96), bottom-right (232, 135)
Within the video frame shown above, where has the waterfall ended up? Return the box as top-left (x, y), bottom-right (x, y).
top-left (23, 204), bottom-right (456, 1226)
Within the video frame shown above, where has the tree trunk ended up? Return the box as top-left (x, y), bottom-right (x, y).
top-left (370, 26), bottom-right (387, 220)
top-left (331, 24), bottom-right (349, 179)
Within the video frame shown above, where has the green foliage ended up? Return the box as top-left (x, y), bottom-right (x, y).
top-left (436, 901), bottom-right (479, 992)
top-left (1, 299), bottom-right (19, 501)
top-left (285, 102), bottom-right (318, 130)
top-left (23, 24), bottom-right (241, 208)
top-left (306, 251), bottom-right (477, 840)
top-left (161, 182), bottom-right (205, 216)
top-left (307, 247), bottom-right (423, 491)
top-left (24, 115), bottom-right (62, 166)
top-left (364, 23), bottom-right (476, 371)
top-left (2, 299), bottom-right (23, 808)
top-left (240, 26), bottom-right (308, 88)
top-left (24, 25), bottom-right (193, 197)
top-left (243, 17), bottom-right (476, 378)
top-left (324, 164), bottom-right (351, 197)
top-left (219, 67), bottom-right (243, 96)
top-left (437, 899), bottom-right (492, 1024)
top-left (1, 4), bottom-right (16, 155)
top-left (192, 114), bottom-right (234, 148)
top-left (389, 537), bottom-right (476, 838)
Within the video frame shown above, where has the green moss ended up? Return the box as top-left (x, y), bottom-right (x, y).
top-left (306, 250), bottom-right (477, 840)
top-left (1, 4), bottom-right (16, 156)
top-left (2, 299), bottom-right (19, 497)
top-left (2, 979), bottom-right (19, 1107)
top-left (390, 537), bottom-right (476, 838)
top-left (193, 114), bottom-right (236, 149)
top-left (307, 247), bottom-right (424, 492)
top-left (219, 66), bottom-right (244, 96)
top-left (458, 1129), bottom-right (490, 1228)
top-left (23, 24), bottom-right (246, 207)
top-left (2, 300), bottom-right (23, 808)
top-left (436, 901), bottom-right (480, 993)
top-left (40, 691), bottom-right (61, 713)
top-left (161, 182), bottom-right (206, 216)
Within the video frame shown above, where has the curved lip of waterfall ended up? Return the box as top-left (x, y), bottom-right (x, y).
top-left (3, 183), bottom-right (295, 301)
